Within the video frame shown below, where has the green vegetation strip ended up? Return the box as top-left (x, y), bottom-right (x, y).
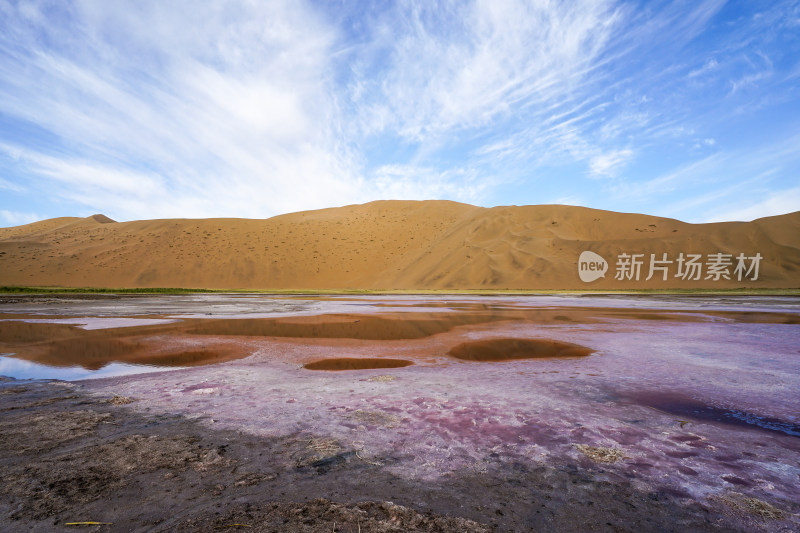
top-left (0, 286), bottom-right (216, 294)
top-left (1, 286), bottom-right (798, 296)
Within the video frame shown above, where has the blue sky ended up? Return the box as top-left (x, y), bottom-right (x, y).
top-left (1, 0), bottom-right (799, 225)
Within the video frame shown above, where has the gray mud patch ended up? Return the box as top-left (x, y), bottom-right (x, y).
top-left (170, 499), bottom-right (492, 532)
top-left (4, 434), bottom-right (229, 521)
top-left (0, 410), bottom-right (110, 454)
top-left (0, 380), bottom-right (788, 532)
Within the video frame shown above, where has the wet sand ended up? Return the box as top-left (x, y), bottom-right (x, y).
top-left (1, 294), bottom-right (799, 531)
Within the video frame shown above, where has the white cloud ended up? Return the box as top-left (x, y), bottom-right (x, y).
top-left (611, 153), bottom-right (726, 201)
top-left (0, 176), bottom-right (24, 192)
top-left (688, 58), bottom-right (719, 78)
top-left (0, 0), bottom-right (798, 223)
top-left (730, 71), bottom-right (771, 94)
top-left (369, 164), bottom-right (486, 203)
top-left (349, 0), bottom-right (622, 141)
top-left (547, 195), bottom-right (585, 207)
top-left (4, 1), bottom-right (529, 220)
top-left (589, 149), bottom-right (633, 177)
top-left (611, 132), bottom-right (800, 221)
top-left (0, 210), bottom-right (41, 227)
top-left (704, 187), bottom-right (800, 222)
top-left (0, 0), bottom-right (364, 220)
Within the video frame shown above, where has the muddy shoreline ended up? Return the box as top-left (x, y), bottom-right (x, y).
top-left (0, 377), bottom-right (768, 532)
top-left (1, 294), bottom-right (798, 532)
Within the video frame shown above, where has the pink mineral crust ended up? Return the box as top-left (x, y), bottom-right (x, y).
top-left (2, 294), bottom-right (799, 526)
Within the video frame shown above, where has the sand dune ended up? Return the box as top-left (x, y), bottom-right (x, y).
top-left (1, 201), bottom-right (798, 289)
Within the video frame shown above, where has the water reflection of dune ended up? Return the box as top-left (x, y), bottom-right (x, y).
top-left (1, 300), bottom-right (798, 374)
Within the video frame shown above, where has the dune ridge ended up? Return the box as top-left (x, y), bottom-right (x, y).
top-left (1, 200), bottom-right (798, 290)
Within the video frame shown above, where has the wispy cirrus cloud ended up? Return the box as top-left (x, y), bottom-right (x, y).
top-left (346, 0), bottom-right (623, 141)
top-left (0, 0), bottom-right (360, 219)
top-left (614, 131), bottom-right (800, 222)
top-left (0, 210), bottom-right (41, 226)
top-left (1, 0), bottom-right (632, 220)
top-left (0, 176), bottom-right (24, 192)
top-left (589, 149), bottom-right (634, 178)
top-left (0, 0), bottom-right (799, 222)
top-left (705, 187), bottom-right (800, 222)
top-left (369, 163), bottom-right (488, 203)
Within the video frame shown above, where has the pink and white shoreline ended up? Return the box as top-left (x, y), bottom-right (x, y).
top-left (1, 294), bottom-right (799, 531)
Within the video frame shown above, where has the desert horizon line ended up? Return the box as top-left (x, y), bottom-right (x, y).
top-left (2, 200), bottom-right (797, 291)
top-left (6, 199), bottom-right (800, 228)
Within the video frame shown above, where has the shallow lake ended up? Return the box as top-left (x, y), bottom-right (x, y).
top-left (2, 293), bottom-right (799, 525)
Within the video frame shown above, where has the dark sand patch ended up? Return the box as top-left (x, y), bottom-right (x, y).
top-left (303, 357), bottom-right (413, 371)
top-left (448, 338), bottom-right (594, 362)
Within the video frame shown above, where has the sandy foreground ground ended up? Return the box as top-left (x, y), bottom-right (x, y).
top-left (1, 294), bottom-right (799, 532)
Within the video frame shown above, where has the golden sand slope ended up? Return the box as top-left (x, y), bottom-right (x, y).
top-left (1, 201), bottom-right (798, 289)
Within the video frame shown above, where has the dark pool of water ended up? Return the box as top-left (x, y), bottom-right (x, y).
top-left (447, 338), bottom-right (594, 362)
top-left (185, 313), bottom-right (510, 340)
top-left (303, 357), bottom-right (414, 371)
top-left (628, 391), bottom-right (800, 438)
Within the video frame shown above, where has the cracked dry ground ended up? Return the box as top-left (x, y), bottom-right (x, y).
top-left (0, 378), bottom-right (778, 533)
